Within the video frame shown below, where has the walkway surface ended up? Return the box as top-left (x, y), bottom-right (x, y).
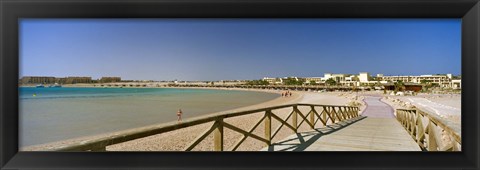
top-left (361, 96), bottom-right (395, 118)
top-left (261, 96), bottom-right (421, 151)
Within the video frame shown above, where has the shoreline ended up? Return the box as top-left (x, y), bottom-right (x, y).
top-left (20, 84), bottom-right (285, 95)
top-left (20, 87), bottom-right (299, 151)
top-left (22, 89), bottom-right (360, 151)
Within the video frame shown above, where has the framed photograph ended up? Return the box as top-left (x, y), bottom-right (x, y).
top-left (1, 0), bottom-right (479, 169)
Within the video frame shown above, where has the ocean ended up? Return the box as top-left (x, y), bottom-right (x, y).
top-left (19, 87), bottom-right (279, 147)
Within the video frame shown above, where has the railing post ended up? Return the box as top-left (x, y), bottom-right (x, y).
top-left (344, 107), bottom-right (349, 119)
top-left (265, 110), bottom-right (272, 146)
top-left (412, 110), bottom-right (417, 138)
top-left (330, 107), bottom-right (336, 123)
top-left (341, 107), bottom-right (347, 120)
top-left (351, 107), bottom-right (355, 117)
top-left (337, 107), bottom-right (343, 120)
top-left (345, 107), bottom-right (350, 119)
top-left (427, 121), bottom-right (438, 151)
top-left (415, 111), bottom-right (425, 146)
top-left (350, 107), bottom-right (354, 118)
top-left (214, 119), bottom-right (224, 151)
top-left (310, 106), bottom-right (315, 129)
top-left (406, 111), bottom-right (412, 134)
top-left (292, 105), bottom-right (298, 132)
top-left (353, 107), bottom-right (357, 117)
top-left (322, 106), bottom-right (327, 126)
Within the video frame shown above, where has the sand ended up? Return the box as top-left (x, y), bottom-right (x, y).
top-left (380, 93), bottom-right (461, 135)
top-left (22, 88), bottom-right (361, 151)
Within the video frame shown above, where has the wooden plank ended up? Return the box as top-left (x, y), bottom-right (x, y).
top-left (262, 117), bottom-right (421, 151)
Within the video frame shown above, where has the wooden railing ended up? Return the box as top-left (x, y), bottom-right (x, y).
top-left (396, 109), bottom-right (461, 151)
top-left (49, 104), bottom-right (359, 151)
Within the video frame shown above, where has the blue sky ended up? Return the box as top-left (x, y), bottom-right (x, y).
top-left (20, 19), bottom-right (461, 81)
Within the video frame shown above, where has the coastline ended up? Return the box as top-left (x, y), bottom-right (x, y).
top-left (20, 87), bottom-right (293, 151)
top-left (20, 84), bottom-right (284, 95)
top-left (21, 88), bottom-right (360, 151)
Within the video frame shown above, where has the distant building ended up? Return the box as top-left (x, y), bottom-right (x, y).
top-left (304, 77), bottom-right (322, 84)
top-left (359, 72), bottom-right (370, 83)
top-left (451, 79), bottom-right (462, 89)
top-left (379, 74), bottom-right (454, 88)
top-left (20, 76), bottom-right (56, 84)
top-left (52, 77), bottom-right (92, 84)
top-left (262, 77), bottom-right (279, 84)
top-left (100, 77), bottom-right (121, 83)
top-left (322, 73), bottom-right (347, 82)
top-left (260, 72), bottom-right (460, 89)
top-left (20, 76), bottom-right (94, 84)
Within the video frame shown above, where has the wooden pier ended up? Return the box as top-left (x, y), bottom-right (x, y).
top-left (261, 117), bottom-right (422, 151)
top-left (261, 96), bottom-right (460, 151)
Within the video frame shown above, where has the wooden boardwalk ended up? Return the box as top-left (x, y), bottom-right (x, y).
top-left (261, 96), bottom-right (421, 151)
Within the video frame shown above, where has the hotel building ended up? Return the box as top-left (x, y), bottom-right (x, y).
top-left (378, 74), bottom-right (459, 88)
top-left (263, 72), bottom-right (461, 89)
top-left (20, 76), bottom-right (93, 84)
top-left (100, 77), bottom-right (122, 83)
top-left (19, 76), bottom-right (56, 84)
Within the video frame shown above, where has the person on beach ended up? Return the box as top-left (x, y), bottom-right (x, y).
top-left (281, 92), bottom-right (284, 97)
top-left (289, 91), bottom-right (292, 97)
top-left (177, 109), bottom-right (183, 122)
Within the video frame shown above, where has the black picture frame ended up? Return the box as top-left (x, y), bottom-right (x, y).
top-left (1, 0), bottom-right (479, 169)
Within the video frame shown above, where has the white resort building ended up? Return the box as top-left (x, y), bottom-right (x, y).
top-left (263, 72), bottom-right (461, 89)
top-left (379, 74), bottom-right (460, 88)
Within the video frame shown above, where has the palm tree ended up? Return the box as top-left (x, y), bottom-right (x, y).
top-left (325, 78), bottom-right (337, 86)
top-left (393, 80), bottom-right (405, 94)
top-left (420, 79), bottom-right (433, 92)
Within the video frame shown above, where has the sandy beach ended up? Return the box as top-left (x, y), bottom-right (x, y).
top-left (22, 88), bottom-right (363, 151)
top-left (381, 93), bottom-right (461, 134)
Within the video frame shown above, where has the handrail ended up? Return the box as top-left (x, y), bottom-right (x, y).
top-left (396, 108), bottom-right (461, 151)
top-left (47, 103), bottom-right (359, 151)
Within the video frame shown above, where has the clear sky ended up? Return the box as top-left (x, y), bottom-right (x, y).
top-left (20, 19), bottom-right (461, 81)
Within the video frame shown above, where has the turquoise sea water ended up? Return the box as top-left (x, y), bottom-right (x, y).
top-left (19, 87), bottom-right (279, 147)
